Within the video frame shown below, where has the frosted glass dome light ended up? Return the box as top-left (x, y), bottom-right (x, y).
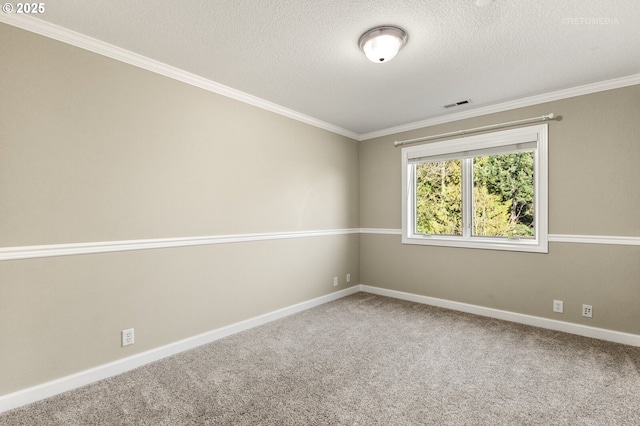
top-left (359, 26), bottom-right (407, 63)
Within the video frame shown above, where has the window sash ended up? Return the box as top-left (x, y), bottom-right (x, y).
top-left (413, 160), bottom-right (463, 237)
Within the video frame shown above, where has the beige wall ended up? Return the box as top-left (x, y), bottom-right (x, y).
top-left (360, 85), bottom-right (640, 334)
top-left (0, 24), bottom-right (359, 246)
top-left (0, 24), bottom-right (359, 395)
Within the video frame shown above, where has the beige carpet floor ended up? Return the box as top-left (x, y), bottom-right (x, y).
top-left (1, 292), bottom-right (639, 425)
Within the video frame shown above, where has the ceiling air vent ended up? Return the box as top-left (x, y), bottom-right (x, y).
top-left (443, 99), bottom-right (472, 109)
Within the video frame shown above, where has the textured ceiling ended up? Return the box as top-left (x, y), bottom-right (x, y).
top-left (15, 0), bottom-right (640, 136)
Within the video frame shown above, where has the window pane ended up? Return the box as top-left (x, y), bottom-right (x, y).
top-left (473, 152), bottom-right (534, 238)
top-left (415, 160), bottom-right (462, 236)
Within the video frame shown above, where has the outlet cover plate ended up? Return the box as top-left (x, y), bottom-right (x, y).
top-left (122, 328), bottom-right (134, 346)
top-left (553, 300), bottom-right (563, 313)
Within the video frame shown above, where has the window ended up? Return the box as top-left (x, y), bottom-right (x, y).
top-left (402, 124), bottom-right (548, 252)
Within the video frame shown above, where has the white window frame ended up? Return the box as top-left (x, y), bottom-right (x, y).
top-left (401, 124), bottom-right (548, 253)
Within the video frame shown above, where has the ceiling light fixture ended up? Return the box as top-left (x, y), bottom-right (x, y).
top-left (358, 26), bottom-right (407, 63)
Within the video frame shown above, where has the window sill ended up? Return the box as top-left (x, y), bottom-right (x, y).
top-left (402, 234), bottom-right (548, 253)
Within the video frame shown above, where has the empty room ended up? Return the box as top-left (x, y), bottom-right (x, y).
top-left (1, 1), bottom-right (639, 424)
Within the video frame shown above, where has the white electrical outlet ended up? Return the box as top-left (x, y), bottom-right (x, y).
top-left (122, 328), bottom-right (134, 346)
top-left (346, 273), bottom-right (351, 283)
top-left (582, 304), bottom-right (593, 318)
top-left (553, 300), bottom-right (563, 313)
top-left (333, 277), bottom-right (338, 287)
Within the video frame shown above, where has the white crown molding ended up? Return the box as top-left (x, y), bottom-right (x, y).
top-left (360, 74), bottom-right (640, 141)
top-left (0, 229), bottom-right (360, 261)
top-left (0, 286), bottom-right (360, 414)
top-left (2, 14), bottom-right (639, 143)
top-left (0, 14), bottom-right (359, 141)
top-left (360, 285), bottom-right (640, 347)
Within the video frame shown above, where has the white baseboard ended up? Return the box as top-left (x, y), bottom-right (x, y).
top-left (0, 286), bottom-right (360, 414)
top-left (359, 284), bottom-right (640, 347)
top-left (3, 283), bottom-right (638, 414)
